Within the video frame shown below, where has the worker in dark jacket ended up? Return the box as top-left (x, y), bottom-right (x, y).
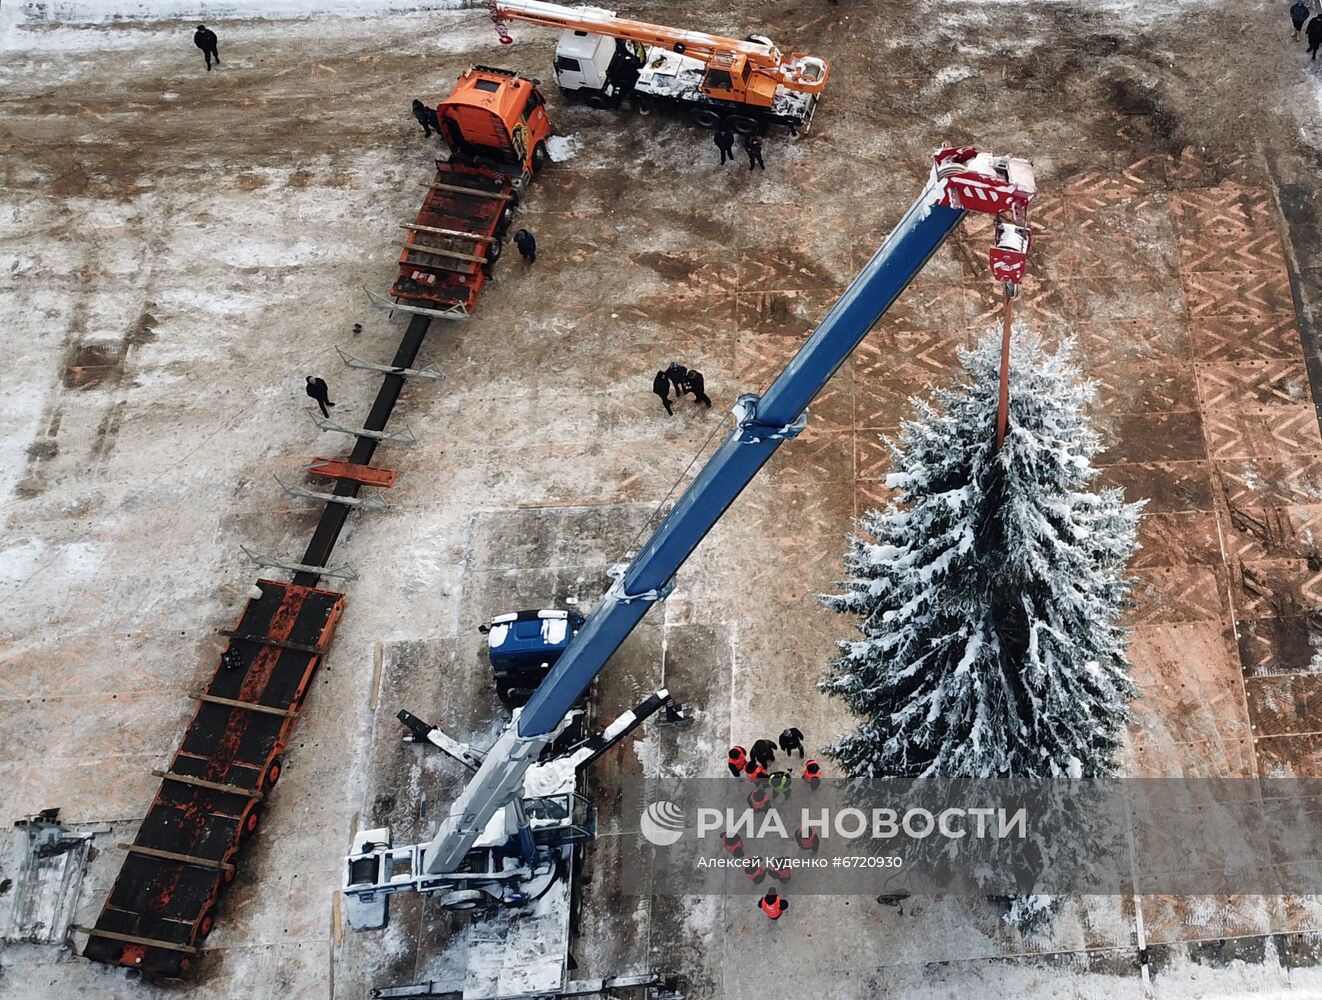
top-left (513, 229), bottom-right (536, 263)
top-left (745, 133), bottom-right (765, 171)
top-left (1293, 0), bottom-right (1311, 38)
top-left (194, 25), bottom-right (220, 71)
top-left (305, 376), bottom-right (335, 418)
top-left (778, 727), bottom-right (804, 758)
top-left (412, 99), bottom-right (440, 137)
top-left (1309, 14), bottom-right (1322, 58)
top-left (684, 369), bottom-right (712, 408)
top-left (664, 361), bottom-right (690, 398)
top-left (652, 370), bottom-right (674, 415)
top-left (714, 126), bottom-right (735, 165)
top-left (750, 738), bottom-right (777, 768)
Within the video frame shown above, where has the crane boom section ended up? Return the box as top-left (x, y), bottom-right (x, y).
top-left (492, 0), bottom-right (779, 65)
top-left (419, 148), bottom-right (1035, 878)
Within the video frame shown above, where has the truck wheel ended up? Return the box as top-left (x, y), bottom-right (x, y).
top-left (263, 757), bottom-right (282, 791)
top-left (692, 108), bottom-right (722, 129)
top-left (441, 889), bottom-right (484, 911)
top-left (727, 115), bottom-right (758, 135)
top-left (585, 93), bottom-right (608, 110)
top-left (632, 94), bottom-right (651, 116)
top-left (532, 142), bottom-right (548, 174)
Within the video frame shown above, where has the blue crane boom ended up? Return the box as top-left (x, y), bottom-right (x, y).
top-left (415, 147), bottom-right (1037, 877)
top-left (343, 148), bottom-right (1037, 901)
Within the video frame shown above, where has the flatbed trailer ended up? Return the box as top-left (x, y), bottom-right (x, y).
top-left (377, 161), bottom-right (518, 321)
top-left (81, 580), bottom-right (344, 978)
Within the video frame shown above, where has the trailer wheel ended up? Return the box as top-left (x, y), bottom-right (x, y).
top-left (197, 910), bottom-right (215, 940)
top-left (727, 115), bottom-right (758, 135)
top-left (243, 810), bottom-right (260, 837)
top-left (223, 863), bottom-right (238, 885)
top-left (692, 108), bottom-right (722, 129)
top-left (532, 142), bottom-right (548, 174)
top-left (263, 757), bottom-right (282, 791)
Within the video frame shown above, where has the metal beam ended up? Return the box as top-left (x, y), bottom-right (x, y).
top-left (276, 476), bottom-right (390, 512)
top-left (151, 770), bottom-right (262, 800)
top-left (336, 346), bottom-right (442, 380)
top-left (365, 288), bottom-right (470, 321)
top-left (310, 414), bottom-right (418, 444)
top-left (240, 544), bottom-right (359, 583)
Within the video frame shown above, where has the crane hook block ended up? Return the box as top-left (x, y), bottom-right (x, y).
top-left (732, 392), bottom-right (809, 445)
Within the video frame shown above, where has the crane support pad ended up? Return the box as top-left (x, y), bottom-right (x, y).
top-left (82, 580), bottom-right (344, 979)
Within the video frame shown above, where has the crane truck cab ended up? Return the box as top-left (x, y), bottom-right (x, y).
top-left (551, 29), bottom-right (644, 107)
top-left (435, 65), bottom-right (553, 189)
top-left (479, 609), bottom-right (586, 706)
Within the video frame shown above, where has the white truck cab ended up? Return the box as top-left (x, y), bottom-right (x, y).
top-left (550, 27), bottom-right (644, 107)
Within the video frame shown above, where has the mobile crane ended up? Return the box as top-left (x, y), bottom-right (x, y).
top-left (485, 0), bottom-right (830, 134)
top-left (344, 146), bottom-right (1035, 997)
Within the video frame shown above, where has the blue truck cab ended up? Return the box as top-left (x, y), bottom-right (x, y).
top-left (478, 608), bottom-right (586, 706)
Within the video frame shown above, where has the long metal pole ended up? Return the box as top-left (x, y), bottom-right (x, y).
top-left (994, 293), bottom-right (1013, 450)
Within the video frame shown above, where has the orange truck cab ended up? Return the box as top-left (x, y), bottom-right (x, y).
top-left (436, 65), bottom-right (553, 191)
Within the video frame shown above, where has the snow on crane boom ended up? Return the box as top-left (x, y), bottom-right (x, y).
top-left (486, 0), bottom-right (829, 133)
top-left (343, 146), bottom-right (1036, 923)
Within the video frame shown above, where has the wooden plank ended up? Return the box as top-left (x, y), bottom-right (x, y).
top-left (192, 692), bottom-right (297, 718)
top-left (152, 770), bottom-right (263, 800)
top-left (122, 843), bottom-right (234, 872)
top-left (400, 222), bottom-right (493, 243)
top-left (393, 239), bottom-right (488, 265)
top-left (75, 926), bottom-right (200, 955)
top-left (308, 458), bottom-right (398, 489)
top-left (421, 180), bottom-right (512, 201)
top-left (217, 627), bottom-right (325, 655)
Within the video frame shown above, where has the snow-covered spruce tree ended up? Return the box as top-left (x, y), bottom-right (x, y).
top-left (821, 329), bottom-right (1143, 781)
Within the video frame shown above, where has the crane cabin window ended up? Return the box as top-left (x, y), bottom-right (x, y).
top-left (554, 55), bottom-right (582, 73)
top-left (521, 89), bottom-right (545, 122)
top-left (704, 69), bottom-right (733, 91)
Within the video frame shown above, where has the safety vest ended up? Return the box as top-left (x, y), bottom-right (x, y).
top-left (748, 787), bottom-right (771, 812)
top-left (759, 893), bottom-right (786, 919)
top-left (768, 771), bottom-right (791, 796)
top-left (721, 832), bottom-right (744, 856)
top-left (803, 760), bottom-right (822, 784)
top-left (769, 861), bottom-right (791, 882)
top-left (744, 860), bottom-right (766, 883)
top-left (795, 828), bottom-right (819, 851)
top-left (728, 746), bottom-right (747, 770)
top-left (745, 761), bottom-right (768, 783)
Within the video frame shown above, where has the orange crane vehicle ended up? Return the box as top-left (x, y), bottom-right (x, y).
top-left (487, 0), bottom-right (830, 134)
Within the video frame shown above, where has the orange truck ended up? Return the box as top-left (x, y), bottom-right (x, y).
top-left (370, 65), bottom-right (553, 320)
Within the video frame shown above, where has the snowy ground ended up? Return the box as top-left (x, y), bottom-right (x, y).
top-left (5, 0), bottom-right (1322, 997)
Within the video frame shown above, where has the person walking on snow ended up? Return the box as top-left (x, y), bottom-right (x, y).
top-left (745, 133), bottom-right (765, 171)
top-left (513, 229), bottom-right (536, 263)
top-left (305, 376), bottom-right (335, 418)
top-left (1309, 14), bottom-right (1322, 58)
top-left (194, 25), bottom-right (220, 71)
top-left (778, 727), bottom-right (805, 758)
top-left (1293, 0), bottom-right (1312, 38)
top-left (412, 99), bottom-right (439, 137)
top-left (759, 889), bottom-right (788, 920)
top-left (684, 368), bottom-right (712, 408)
top-left (714, 126), bottom-right (735, 165)
top-left (652, 371), bottom-right (674, 416)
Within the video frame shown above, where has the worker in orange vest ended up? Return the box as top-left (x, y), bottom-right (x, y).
top-left (758, 889), bottom-right (788, 920)
top-left (727, 745), bottom-right (748, 777)
top-left (768, 859), bottom-right (791, 883)
top-left (794, 826), bottom-right (820, 853)
top-left (743, 858), bottom-right (766, 884)
top-left (720, 831), bottom-right (745, 857)
top-left (744, 758), bottom-right (768, 784)
top-left (802, 759), bottom-right (822, 790)
top-left (748, 785), bottom-right (772, 812)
